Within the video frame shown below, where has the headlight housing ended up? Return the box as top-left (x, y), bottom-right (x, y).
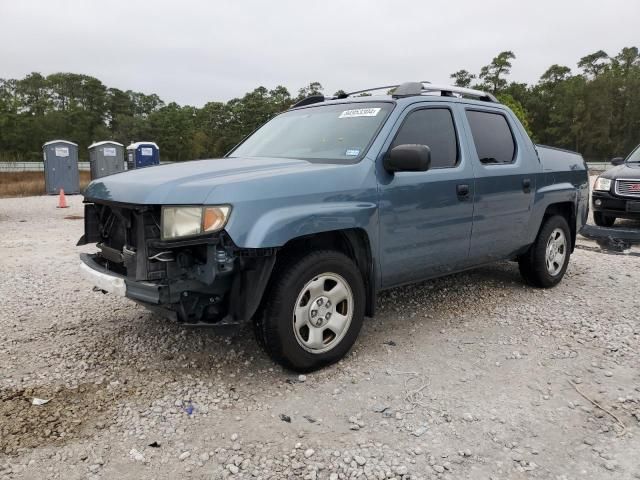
top-left (161, 205), bottom-right (231, 240)
top-left (594, 177), bottom-right (612, 192)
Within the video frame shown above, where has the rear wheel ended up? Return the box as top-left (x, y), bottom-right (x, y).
top-left (256, 250), bottom-right (365, 372)
top-left (519, 215), bottom-right (571, 288)
top-left (593, 211), bottom-right (616, 227)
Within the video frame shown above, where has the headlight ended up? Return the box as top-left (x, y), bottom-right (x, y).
top-left (594, 177), bottom-right (612, 192)
top-left (161, 205), bottom-right (231, 240)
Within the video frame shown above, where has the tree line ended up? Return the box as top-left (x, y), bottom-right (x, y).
top-left (451, 47), bottom-right (640, 160)
top-left (0, 47), bottom-right (638, 163)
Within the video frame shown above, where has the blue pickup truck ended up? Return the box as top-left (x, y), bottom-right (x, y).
top-left (78, 82), bottom-right (589, 371)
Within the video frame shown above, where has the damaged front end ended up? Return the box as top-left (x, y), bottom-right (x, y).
top-left (78, 201), bottom-right (276, 325)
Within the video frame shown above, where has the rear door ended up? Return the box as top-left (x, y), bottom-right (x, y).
top-left (463, 107), bottom-right (537, 263)
top-left (378, 103), bottom-right (475, 287)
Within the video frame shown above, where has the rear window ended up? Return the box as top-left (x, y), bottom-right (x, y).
top-left (465, 110), bottom-right (516, 164)
top-left (391, 108), bottom-right (458, 168)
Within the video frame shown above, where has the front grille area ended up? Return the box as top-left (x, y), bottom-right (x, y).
top-left (615, 179), bottom-right (640, 198)
top-left (86, 203), bottom-right (165, 280)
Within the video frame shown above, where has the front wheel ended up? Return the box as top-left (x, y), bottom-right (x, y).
top-left (256, 250), bottom-right (365, 372)
top-left (518, 215), bottom-right (571, 288)
top-left (593, 211), bottom-right (616, 227)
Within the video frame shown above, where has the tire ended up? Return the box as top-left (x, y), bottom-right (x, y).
top-left (255, 250), bottom-right (365, 372)
top-left (593, 211), bottom-right (616, 227)
top-left (518, 215), bottom-right (571, 288)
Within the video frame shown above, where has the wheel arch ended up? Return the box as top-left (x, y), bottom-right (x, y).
top-left (528, 181), bottom-right (587, 253)
top-left (269, 228), bottom-right (377, 318)
top-left (542, 201), bottom-right (577, 251)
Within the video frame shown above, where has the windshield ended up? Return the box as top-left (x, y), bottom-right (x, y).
top-left (229, 102), bottom-right (393, 162)
top-left (627, 145), bottom-right (640, 163)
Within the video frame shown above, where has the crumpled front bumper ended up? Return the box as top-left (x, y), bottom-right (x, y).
top-left (79, 253), bottom-right (166, 304)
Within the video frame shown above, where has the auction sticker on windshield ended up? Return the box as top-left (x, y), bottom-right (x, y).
top-left (339, 108), bottom-right (381, 119)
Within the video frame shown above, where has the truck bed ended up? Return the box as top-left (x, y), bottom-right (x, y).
top-left (536, 144), bottom-right (586, 173)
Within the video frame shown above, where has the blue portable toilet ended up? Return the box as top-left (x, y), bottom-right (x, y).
top-left (126, 141), bottom-right (160, 169)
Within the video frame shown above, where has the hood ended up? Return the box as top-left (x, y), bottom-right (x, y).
top-left (84, 157), bottom-right (341, 205)
top-left (600, 162), bottom-right (640, 179)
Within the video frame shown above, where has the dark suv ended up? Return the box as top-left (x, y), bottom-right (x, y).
top-left (592, 144), bottom-right (640, 226)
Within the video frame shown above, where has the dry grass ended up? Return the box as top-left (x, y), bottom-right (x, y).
top-left (0, 171), bottom-right (91, 198)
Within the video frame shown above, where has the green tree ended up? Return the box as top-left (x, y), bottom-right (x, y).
top-left (540, 65), bottom-right (572, 84)
top-left (450, 69), bottom-right (476, 88)
top-left (1, 54), bottom-right (639, 164)
top-left (296, 82), bottom-right (323, 100)
top-left (479, 51), bottom-right (516, 93)
top-left (497, 93), bottom-right (533, 137)
top-left (578, 50), bottom-right (609, 77)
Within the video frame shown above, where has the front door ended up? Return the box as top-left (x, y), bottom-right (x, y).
top-left (378, 104), bottom-right (475, 287)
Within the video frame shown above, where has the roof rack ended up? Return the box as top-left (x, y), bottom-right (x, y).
top-left (415, 83), bottom-right (498, 102)
top-left (290, 81), bottom-right (498, 109)
top-left (332, 81), bottom-right (429, 99)
top-left (388, 82), bottom-right (497, 102)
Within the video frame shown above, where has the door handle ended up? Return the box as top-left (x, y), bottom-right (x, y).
top-left (456, 184), bottom-right (470, 198)
top-left (522, 178), bottom-right (531, 193)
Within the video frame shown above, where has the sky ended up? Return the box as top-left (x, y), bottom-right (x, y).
top-left (1, 0), bottom-right (638, 106)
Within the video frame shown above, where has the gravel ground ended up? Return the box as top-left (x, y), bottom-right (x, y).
top-left (1, 193), bottom-right (639, 480)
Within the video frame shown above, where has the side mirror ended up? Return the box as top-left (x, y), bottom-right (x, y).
top-left (384, 144), bottom-right (431, 172)
top-left (611, 157), bottom-right (625, 166)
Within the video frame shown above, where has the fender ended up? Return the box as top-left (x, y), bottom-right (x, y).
top-left (525, 181), bottom-right (585, 246)
top-left (226, 201), bottom-right (378, 249)
top-left (225, 202), bottom-right (380, 321)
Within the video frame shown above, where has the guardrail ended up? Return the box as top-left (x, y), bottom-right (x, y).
top-left (586, 162), bottom-right (610, 172)
top-left (0, 160), bottom-right (613, 173)
top-left (0, 161), bottom-right (173, 172)
top-left (0, 162), bottom-right (90, 172)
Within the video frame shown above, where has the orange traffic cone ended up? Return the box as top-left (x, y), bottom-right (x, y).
top-left (57, 188), bottom-right (68, 209)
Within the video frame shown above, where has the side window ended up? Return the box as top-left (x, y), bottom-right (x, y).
top-left (465, 110), bottom-right (516, 164)
top-left (391, 108), bottom-right (458, 168)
